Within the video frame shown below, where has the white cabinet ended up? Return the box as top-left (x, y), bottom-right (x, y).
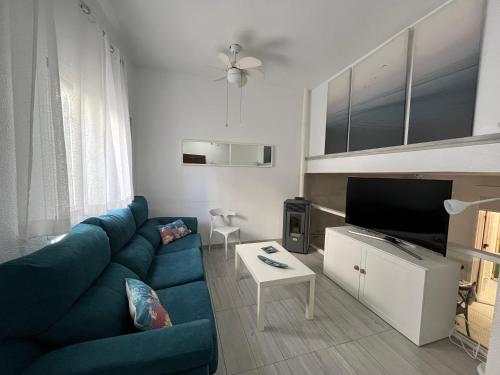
top-left (324, 232), bottom-right (363, 298)
top-left (324, 226), bottom-right (460, 346)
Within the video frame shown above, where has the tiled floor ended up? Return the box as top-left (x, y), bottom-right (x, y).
top-left (203, 243), bottom-right (480, 375)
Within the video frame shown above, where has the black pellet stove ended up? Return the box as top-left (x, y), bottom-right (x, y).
top-left (282, 197), bottom-right (311, 254)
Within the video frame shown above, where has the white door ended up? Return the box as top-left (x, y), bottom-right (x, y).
top-left (324, 230), bottom-right (363, 298)
top-left (359, 247), bottom-right (426, 344)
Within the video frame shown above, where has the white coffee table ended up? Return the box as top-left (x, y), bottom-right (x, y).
top-left (235, 241), bottom-right (316, 331)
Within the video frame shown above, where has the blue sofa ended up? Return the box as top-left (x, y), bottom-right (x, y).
top-left (0, 196), bottom-right (217, 375)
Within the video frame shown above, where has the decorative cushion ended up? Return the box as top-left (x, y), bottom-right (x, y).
top-left (159, 219), bottom-right (191, 245)
top-left (125, 279), bottom-right (172, 330)
top-left (128, 196), bottom-right (149, 228)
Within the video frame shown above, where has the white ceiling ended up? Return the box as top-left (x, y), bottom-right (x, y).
top-left (102, 0), bottom-right (448, 90)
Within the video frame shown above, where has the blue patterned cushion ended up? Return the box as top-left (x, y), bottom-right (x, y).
top-left (125, 279), bottom-right (172, 330)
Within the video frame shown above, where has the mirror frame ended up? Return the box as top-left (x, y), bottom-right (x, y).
top-left (181, 139), bottom-right (274, 167)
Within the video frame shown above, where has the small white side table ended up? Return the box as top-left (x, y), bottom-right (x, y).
top-left (235, 241), bottom-right (316, 331)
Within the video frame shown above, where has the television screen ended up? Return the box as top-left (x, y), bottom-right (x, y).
top-left (345, 177), bottom-right (452, 256)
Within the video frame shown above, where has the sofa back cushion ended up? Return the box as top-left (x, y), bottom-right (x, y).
top-left (0, 224), bottom-right (110, 340)
top-left (37, 263), bottom-right (139, 348)
top-left (83, 208), bottom-right (136, 254)
top-left (128, 196), bottom-right (149, 228)
top-left (112, 234), bottom-right (154, 279)
top-left (137, 218), bottom-right (162, 250)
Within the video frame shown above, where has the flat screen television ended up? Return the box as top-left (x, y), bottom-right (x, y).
top-left (345, 177), bottom-right (453, 256)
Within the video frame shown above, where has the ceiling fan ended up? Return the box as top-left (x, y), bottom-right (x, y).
top-left (214, 44), bottom-right (265, 87)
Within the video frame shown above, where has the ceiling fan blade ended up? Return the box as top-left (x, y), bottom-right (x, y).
top-left (245, 68), bottom-right (265, 80)
top-left (217, 52), bottom-right (231, 68)
top-left (235, 56), bottom-right (262, 69)
top-left (213, 75), bottom-right (227, 82)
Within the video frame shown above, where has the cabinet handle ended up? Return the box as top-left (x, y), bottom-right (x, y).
top-left (360, 268), bottom-right (366, 275)
top-left (354, 265), bottom-right (360, 271)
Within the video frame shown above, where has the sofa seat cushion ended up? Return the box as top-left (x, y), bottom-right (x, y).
top-left (146, 248), bottom-right (204, 289)
top-left (83, 208), bottom-right (136, 254)
top-left (158, 233), bottom-right (202, 255)
top-left (112, 235), bottom-right (155, 279)
top-left (37, 263), bottom-right (140, 348)
top-left (156, 281), bottom-right (217, 373)
top-left (137, 219), bottom-right (162, 250)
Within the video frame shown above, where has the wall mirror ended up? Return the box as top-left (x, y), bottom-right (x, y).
top-left (182, 140), bottom-right (274, 167)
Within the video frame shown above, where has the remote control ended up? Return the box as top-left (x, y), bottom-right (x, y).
top-left (261, 246), bottom-right (279, 254)
top-left (257, 255), bottom-right (288, 268)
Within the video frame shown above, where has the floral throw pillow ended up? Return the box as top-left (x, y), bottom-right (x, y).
top-left (125, 278), bottom-right (172, 330)
top-left (158, 219), bottom-right (191, 245)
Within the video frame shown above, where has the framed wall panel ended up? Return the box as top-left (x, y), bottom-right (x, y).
top-left (408, 0), bottom-right (485, 144)
top-left (348, 32), bottom-right (408, 151)
top-left (324, 70), bottom-right (350, 154)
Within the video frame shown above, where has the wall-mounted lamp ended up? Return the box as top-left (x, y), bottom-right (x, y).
top-left (444, 198), bottom-right (500, 215)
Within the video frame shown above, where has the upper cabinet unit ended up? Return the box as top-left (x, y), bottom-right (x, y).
top-left (408, 0), bottom-right (484, 144)
top-left (349, 32), bottom-right (409, 151)
top-left (324, 70), bottom-right (351, 154)
top-left (314, 0), bottom-right (486, 157)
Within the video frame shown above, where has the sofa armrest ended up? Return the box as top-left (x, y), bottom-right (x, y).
top-left (24, 320), bottom-right (212, 375)
top-left (155, 217), bottom-right (198, 234)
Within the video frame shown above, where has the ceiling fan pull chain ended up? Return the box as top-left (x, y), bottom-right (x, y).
top-left (240, 84), bottom-right (243, 126)
top-left (225, 79), bottom-right (229, 127)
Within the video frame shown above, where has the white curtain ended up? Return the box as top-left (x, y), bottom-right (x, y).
top-left (54, 0), bottom-right (133, 224)
top-left (0, 0), bottom-right (134, 261)
top-left (0, 0), bottom-right (19, 251)
top-left (0, 0), bottom-right (70, 261)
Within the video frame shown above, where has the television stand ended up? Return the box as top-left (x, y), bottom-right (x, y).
top-left (324, 226), bottom-right (460, 346)
top-left (348, 229), bottom-right (423, 260)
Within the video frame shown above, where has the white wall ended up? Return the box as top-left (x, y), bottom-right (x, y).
top-left (130, 68), bottom-right (302, 243)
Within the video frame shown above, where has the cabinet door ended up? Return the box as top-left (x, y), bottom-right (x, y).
top-left (359, 247), bottom-right (426, 344)
top-left (324, 231), bottom-right (363, 298)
